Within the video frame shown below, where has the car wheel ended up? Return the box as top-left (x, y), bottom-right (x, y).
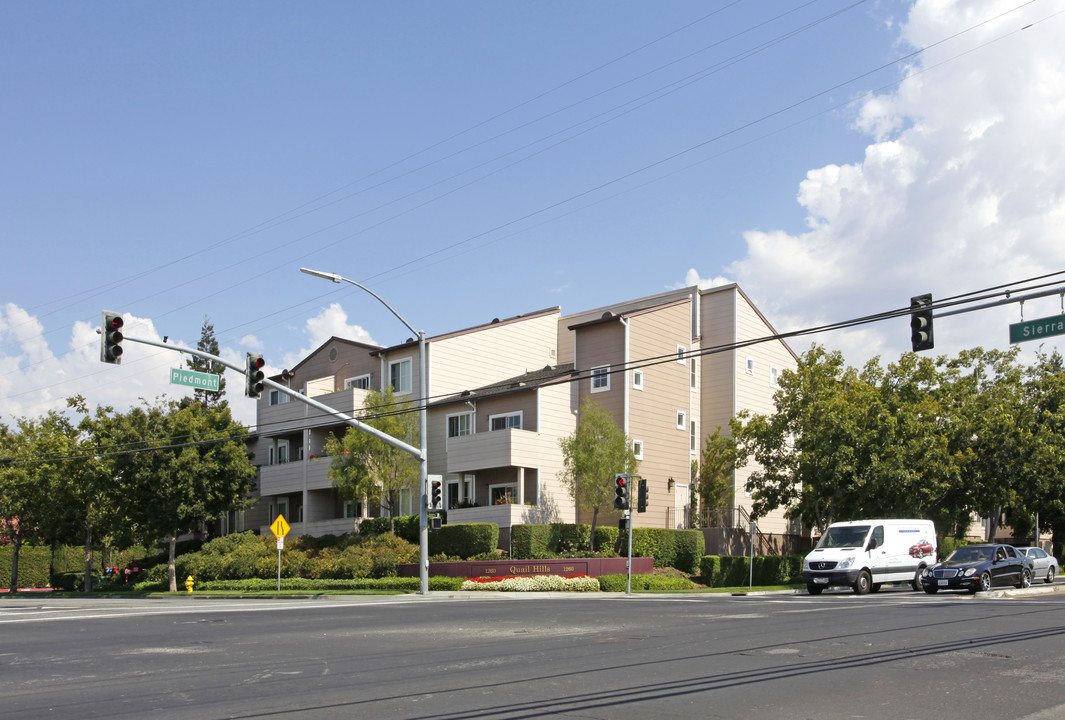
top-left (807, 584), bottom-right (824, 595)
top-left (1046, 567), bottom-right (1056, 584)
top-left (912, 568), bottom-right (925, 592)
top-left (853, 570), bottom-right (872, 596)
top-left (975, 570), bottom-right (993, 593)
top-left (1018, 567), bottom-right (1032, 589)
top-left (924, 586), bottom-right (939, 594)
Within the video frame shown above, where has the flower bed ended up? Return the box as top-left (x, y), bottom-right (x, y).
top-left (460, 574), bottom-right (600, 592)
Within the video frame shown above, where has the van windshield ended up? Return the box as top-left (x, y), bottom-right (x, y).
top-left (815, 525), bottom-right (870, 549)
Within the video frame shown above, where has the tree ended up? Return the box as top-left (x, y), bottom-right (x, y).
top-left (557, 400), bottom-right (638, 551)
top-left (323, 387), bottom-right (419, 534)
top-left (111, 400), bottom-right (255, 591)
top-left (734, 346), bottom-right (953, 534)
top-left (693, 426), bottom-right (737, 526)
top-left (1022, 350), bottom-right (1065, 557)
top-left (182, 316), bottom-right (227, 409)
top-left (937, 347), bottom-right (1031, 541)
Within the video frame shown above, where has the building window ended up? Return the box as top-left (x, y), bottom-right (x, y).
top-left (633, 439), bottom-right (644, 460)
top-left (677, 345), bottom-right (686, 365)
top-left (489, 412), bottom-right (522, 431)
top-left (447, 411), bottom-right (473, 440)
top-left (277, 442), bottom-right (289, 465)
top-left (770, 365), bottom-right (780, 388)
top-left (398, 487), bottom-right (414, 516)
top-left (490, 484), bottom-right (517, 505)
top-left (591, 365), bottom-right (610, 393)
top-left (343, 500), bottom-right (363, 519)
top-left (690, 420), bottom-right (697, 453)
top-left (389, 357), bottom-right (412, 394)
top-left (746, 357), bottom-right (755, 375)
top-left (676, 410), bottom-right (686, 430)
top-left (269, 389), bottom-right (290, 405)
top-left (345, 374), bottom-right (371, 390)
top-left (632, 369), bottom-right (644, 390)
top-left (690, 357), bottom-right (697, 390)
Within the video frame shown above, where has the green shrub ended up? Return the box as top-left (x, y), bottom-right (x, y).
top-left (597, 573), bottom-right (695, 592)
top-left (699, 555), bottom-right (804, 587)
top-left (430, 523), bottom-right (498, 558)
top-left (0, 545), bottom-right (51, 589)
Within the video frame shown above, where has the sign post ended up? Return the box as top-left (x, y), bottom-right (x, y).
top-left (270, 515), bottom-right (290, 591)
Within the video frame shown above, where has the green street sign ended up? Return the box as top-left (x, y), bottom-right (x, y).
top-left (170, 368), bottom-right (220, 391)
top-left (1009, 315), bottom-right (1065, 344)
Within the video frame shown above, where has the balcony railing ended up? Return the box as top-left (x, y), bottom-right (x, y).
top-left (445, 428), bottom-right (551, 473)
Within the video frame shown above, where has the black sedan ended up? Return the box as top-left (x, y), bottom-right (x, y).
top-left (922, 544), bottom-right (1034, 594)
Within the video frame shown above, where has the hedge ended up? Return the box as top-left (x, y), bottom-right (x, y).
top-left (699, 555), bottom-right (803, 587)
top-left (598, 573), bottom-right (695, 592)
top-left (511, 524), bottom-right (703, 571)
top-left (428, 523), bottom-right (498, 558)
top-left (0, 545), bottom-right (51, 589)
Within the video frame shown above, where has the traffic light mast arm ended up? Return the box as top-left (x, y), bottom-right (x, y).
top-left (118, 333), bottom-right (423, 459)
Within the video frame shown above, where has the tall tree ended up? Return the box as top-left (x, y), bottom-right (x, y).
top-left (183, 316), bottom-right (227, 409)
top-left (324, 387), bottom-right (419, 533)
top-left (938, 347), bottom-right (1030, 541)
top-left (734, 346), bottom-right (952, 534)
top-left (557, 400), bottom-right (638, 551)
top-left (1021, 349), bottom-right (1065, 557)
top-left (693, 426), bottom-right (737, 526)
top-left (112, 399), bottom-right (255, 591)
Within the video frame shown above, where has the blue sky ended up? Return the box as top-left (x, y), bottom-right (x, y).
top-left (3, 1), bottom-right (1064, 427)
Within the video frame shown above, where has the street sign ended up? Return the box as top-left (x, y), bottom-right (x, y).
top-left (270, 514), bottom-right (290, 538)
top-left (1009, 315), bottom-right (1065, 344)
top-left (276, 537), bottom-right (284, 550)
top-left (170, 368), bottom-right (220, 392)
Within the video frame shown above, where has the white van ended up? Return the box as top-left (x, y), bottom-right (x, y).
top-left (802, 519), bottom-right (937, 595)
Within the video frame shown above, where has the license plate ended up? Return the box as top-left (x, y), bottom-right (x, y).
top-left (938, 579), bottom-right (948, 586)
top-left (814, 577), bottom-right (829, 584)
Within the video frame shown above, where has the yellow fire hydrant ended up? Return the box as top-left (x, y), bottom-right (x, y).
top-left (185, 575), bottom-right (194, 593)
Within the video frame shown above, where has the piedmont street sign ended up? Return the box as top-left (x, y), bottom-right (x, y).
top-left (1009, 315), bottom-right (1065, 344)
top-left (170, 368), bottom-right (220, 391)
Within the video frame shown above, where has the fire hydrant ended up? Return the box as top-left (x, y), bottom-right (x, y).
top-left (185, 575), bottom-right (195, 593)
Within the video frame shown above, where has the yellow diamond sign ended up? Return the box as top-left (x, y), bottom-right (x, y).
top-left (270, 514), bottom-right (290, 538)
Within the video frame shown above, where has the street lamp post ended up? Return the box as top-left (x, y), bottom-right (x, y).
top-left (300, 268), bottom-right (429, 595)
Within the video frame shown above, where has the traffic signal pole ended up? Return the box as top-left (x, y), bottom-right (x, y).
top-left (117, 333), bottom-right (422, 458)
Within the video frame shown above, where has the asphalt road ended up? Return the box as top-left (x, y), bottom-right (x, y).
top-left (3, 586), bottom-right (1065, 720)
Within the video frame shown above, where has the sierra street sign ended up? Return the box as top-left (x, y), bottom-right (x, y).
top-left (1009, 315), bottom-right (1065, 344)
top-left (170, 368), bottom-right (220, 391)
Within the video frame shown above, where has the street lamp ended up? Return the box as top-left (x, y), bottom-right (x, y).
top-left (300, 267), bottom-right (430, 595)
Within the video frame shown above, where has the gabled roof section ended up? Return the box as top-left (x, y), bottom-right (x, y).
top-left (430, 363), bottom-right (575, 407)
top-left (287, 336), bottom-right (383, 375)
top-left (566, 296), bottom-right (691, 331)
top-left (704, 284), bottom-right (799, 362)
top-left (372, 306), bottom-right (560, 354)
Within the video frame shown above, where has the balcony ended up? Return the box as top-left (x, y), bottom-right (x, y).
top-left (446, 502), bottom-right (541, 529)
top-left (446, 428), bottom-right (551, 473)
top-left (258, 387), bottom-right (370, 436)
top-left (259, 457), bottom-right (334, 496)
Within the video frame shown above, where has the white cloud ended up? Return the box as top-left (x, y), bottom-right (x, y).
top-left (722, 1), bottom-right (1065, 365)
top-left (674, 268), bottom-right (732, 291)
top-left (281, 303), bottom-right (377, 370)
top-left (0, 305), bottom-right (194, 424)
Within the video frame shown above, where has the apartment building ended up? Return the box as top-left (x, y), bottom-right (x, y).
top-left (251, 283), bottom-right (797, 539)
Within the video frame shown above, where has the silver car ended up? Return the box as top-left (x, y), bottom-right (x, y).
top-left (1017, 547), bottom-right (1059, 584)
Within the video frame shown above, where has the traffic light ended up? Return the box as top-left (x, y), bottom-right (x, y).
top-left (100, 311), bottom-right (124, 364)
top-left (245, 353), bottom-right (265, 398)
top-left (909, 293), bottom-right (934, 352)
top-left (430, 478), bottom-right (442, 511)
top-left (613, 473), bottom-right (630, 511)
top-left (637, 478), bottom-right (648, 513)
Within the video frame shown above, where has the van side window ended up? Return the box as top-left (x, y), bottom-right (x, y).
top-left (871, 526), bottom-right (884, 549)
